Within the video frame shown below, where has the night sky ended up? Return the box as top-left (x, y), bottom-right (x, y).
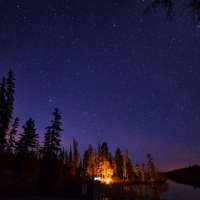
top-left (0, 0), bottom-right (200, 171)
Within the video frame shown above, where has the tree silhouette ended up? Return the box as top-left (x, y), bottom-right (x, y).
top-left (0, 69), bottom-right (16, 154)
top-left (141, 163), bottom-right (145, 182)
top-left (145, 0), bottom-right (200, 27)
top-left (0, 77), bottom-right (7, 153)
top-left (100, 142), bottom-right (109, 178)
top-left (123, 149), bottom-right (133, 179)
top-left (134, 163), bottom-right (141, 181)
top-left (15, 118), bottom-right (39, 158)
top-left (6, 69), bottom-right (15, 130)
top-left (83, 144), bottom-right (95, 178)
top-left (147, 153), bottom-right (156, 182)
top-left (41, 107), bottom-right (63, 160)
top-left (7, 117), bottom-right (19, 153)
top-left (71, 139), bottom-right (80, 177)
top-left (113, 148), bottom-right (123, 179)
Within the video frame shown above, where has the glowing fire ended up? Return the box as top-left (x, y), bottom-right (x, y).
top-left (94, 176), bottom-right (112, 184)
top-left (105, 178), bottom-right (111, 184)
top-left (99, 177), bottom-right (112, 184)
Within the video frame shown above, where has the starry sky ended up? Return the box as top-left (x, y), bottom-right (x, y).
top-left (0, 0), bottom-right (200, 171)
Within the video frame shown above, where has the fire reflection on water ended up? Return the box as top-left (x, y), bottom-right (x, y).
top-left (99, 182), bottom-right (168, 199)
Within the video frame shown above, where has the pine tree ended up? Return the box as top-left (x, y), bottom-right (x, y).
top-left (0, 77), bottom-right (7, 153)
top-left (58, 148), bottom-right (65, 173)
top-left (69, 144), bottom-right (72, 166)
top-left (7, 117), bottom-right (19, 153)
top-left (101, 142), bottom-right (109, 160)
top-left (134, 163), bottom-right (141, 181)
top-left (146, 153), bottom-right (156, 182)
top-left (64, 150), bottom-right (69, 168)
top-left (41, 107), bottom-right (63, 160)
top-left (114, 148), bottom-right (123, 179)
top-left (38, 108), bottom-right (63, 189)
top-left (0, 69), bottom-right (16, 154)
top-left (123, 149), bottom-right (133, 179)
top-left (100, 142), bottom-right (112, 178)
top-left (15, 118), bottom-right (39, 158)
top-left (71, 139), bottom-right (80, 177)
top-left (98, 142), bottom-right (101, 177)
top-left (94, 149), bottom-right (99, 177)
top-left (83, 144), bottom-right (94, 178)
top-left (6, 69), bottom-right (15, 129)
top-left (141, 163), bottom-right (145, 182)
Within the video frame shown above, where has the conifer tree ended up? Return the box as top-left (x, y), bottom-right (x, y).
top-left (35, 140), bottom-right (41, 159)
top-left (141, 163), bottom-right (145, 182)
top-left (38, 108), bottom-right (63, 189)
top-left (0, 77), bottom-right (7, 153)
top-left (114, 148), bottom-right (123, 179)
top-left (100, 142), bottom-right (112, 178)
top-left (41, 107), bottom-right (63, 160)
top-left (101, 142), bottom-right (109, 160)
top-left (98, 142), bottom-right (101, 176)
top-left (69, 144), bottom-right (72, 166)
top-left (7, 117), bottom-right (19, 153)
top-left (83, 144), bottom-right (94, 177)
top-left (70, 139), bottom-right (80, 177)
top-left (64, 150), bottom-right (69, 169)
top-left (0, 69), bottom-right (16, 154)
top-left (134, 163), bottom-right (141, 181)
top-left (58, 148), bottom-right (65, 173)
top-left (94, 149), bottom-right (99, 177)
top-left (15, 118), bottom-right (39, 158)
top-left (146, 153), bottom-right (156, 182)
top-left (123, 149), bottom-right (133, 179)
top-left (6, 69), bottom-right (15, 129)
top-left (0, 69), bottom-right (15, 155)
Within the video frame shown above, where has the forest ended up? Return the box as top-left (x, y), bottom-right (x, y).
top-left (0, 70), bottom-right (166, 197)
top-left (166, 164), bottom-right (200, 189)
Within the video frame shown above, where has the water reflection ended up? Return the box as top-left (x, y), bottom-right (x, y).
top-left (160, 179), bottom-right (200, 200)
top-left (99, 182), bottom-right (168, 199)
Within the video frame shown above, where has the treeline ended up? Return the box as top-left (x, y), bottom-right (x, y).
top-left (0, 70), bottom-right (166, 197)
top-left (166, 164), bottom-right (200, 188)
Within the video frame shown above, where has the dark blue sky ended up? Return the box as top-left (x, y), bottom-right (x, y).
top-left (0, 0), bottom-right (200, 171)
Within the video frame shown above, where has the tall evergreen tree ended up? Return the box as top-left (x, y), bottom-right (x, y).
top-left (134, 163), bottom-right (141, 181)
top-left (38, 108), bottom-right (63, 189)
top-left (58, 148), bottom-right (65, 173)
top-left (146, 153), bottom-right (156, 182)
top-left (100, 142), bottom-right (112, 178)
top-left (6, 69), bottom-right (15, 128)
top-left (0, 69), bottom-right (16, 154)
top-left (141, 163), bottom-right (145, 182)
top-left (83, 144), bottom-right (94, 178)
top-left (41, 107), bottom-right (63, 160)
top-left (114, 148), bottom-right (123, 179)
top-left (7, 117), bottom-right (19, 153)
top-left (0, 77), bottom-right (7, 153)
top-left (15, 118), bottom-right (39, 158)
top-left (101, 142), bottom-right (109, 160)
top-left (98, 142), bottom-right (101, 176)
top-left (94, 149), bottom-right (99, 177)
top-left (64, 150), bottom-right (69, 169)
top-left (71, 139), bottom-right (80, 177)
top-left (123, 149), bottom-right (133, 179)
top-left (69, 144), bottom-right (72, 166)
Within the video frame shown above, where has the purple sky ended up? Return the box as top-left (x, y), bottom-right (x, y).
top-left (0, 0), bottom-right (200, 171)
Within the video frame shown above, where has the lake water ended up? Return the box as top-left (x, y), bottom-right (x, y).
top-left (97, 179), bottom-right (200, 199)
top-left (160, 179), bottom-right (200, 200)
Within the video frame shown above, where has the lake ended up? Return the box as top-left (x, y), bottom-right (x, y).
top-left (160, 179), bottom-right (200, 200)
top-left (97, 179), bottom-right (200, 199)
